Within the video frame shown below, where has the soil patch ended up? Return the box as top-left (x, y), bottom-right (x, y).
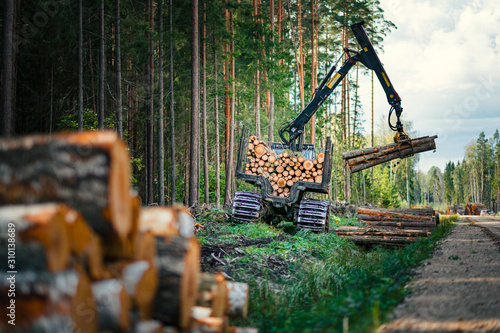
top-left (379, 217), bottom-right (500, 332)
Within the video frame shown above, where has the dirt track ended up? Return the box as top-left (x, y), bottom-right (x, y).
top-left (379, 216), bottom-right (500, 333)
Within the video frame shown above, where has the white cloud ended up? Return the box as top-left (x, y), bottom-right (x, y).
top-left (357, 0), bottom-right (500, 172)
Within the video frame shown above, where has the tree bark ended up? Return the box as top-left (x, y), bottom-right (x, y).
top-left (1, 0), bottom-right (17, 137)
top-left (98, 0), bottom-right (105, 129)
top-left (189, 0), bottom-right (200, 208)
top-left (158, 0), bottom-right (165, 206)
top-left (78, 0), bottom-right (84, 132)
top-left (147, 0), bottom-right (155, 205)
top-left (213, 41), bottom-right (221, 210)
top-left (115, 0), bottom-right (123, 138)
top-left (310, 0), bottom-right (317, 145)
top-left (202, 1), bottom-right (209, 205)
top-left (0, 204), bottom-right (71, 272)
top-left (153, 236), bottom-right (200, 329)
top-left (169, 0), bottom-right (176, 203)
top-left (0, 270), bottom-right (97, 332)
top-left (268, 0), bottom-right (275, 142)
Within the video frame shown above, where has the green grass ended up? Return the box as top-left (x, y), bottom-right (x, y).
top-left (196, 212), bottom-right (458, 333)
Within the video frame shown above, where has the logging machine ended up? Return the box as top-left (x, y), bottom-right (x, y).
top-left (232, 21), bottom-right (411, 231)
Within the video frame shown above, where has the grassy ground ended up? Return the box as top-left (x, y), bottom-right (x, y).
top-left (195, 211), bottom-right (458, 333)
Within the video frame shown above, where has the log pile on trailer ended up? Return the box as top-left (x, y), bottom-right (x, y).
top-left (335, 207), bottom-right (438, 246)
top-left (342, 136), bottom-right (437, 173)
top-left (244, 135), bottom-right (324, 198)
top-left (0, 131), bottom-right (256, 333)
top-left (464, 202), bottom-right (485, 216)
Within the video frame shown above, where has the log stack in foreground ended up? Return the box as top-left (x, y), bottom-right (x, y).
top-left (244, 135), bottom-right (324, 198)
top-left (335, 207), bottom-right (438, 246)
top-left (342, 135), bottom-right (437, 173)
top-left (0, 131), bottom-right (256, 333)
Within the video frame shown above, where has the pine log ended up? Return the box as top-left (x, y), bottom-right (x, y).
top-left (107, 260), bottom-right (159, 320)
top-left (357, 214), bottom-right (433, 223)
top-left (303, 160), bottom-right (314, 171)
top-left (254, 144), bottom-right (267, 157)
top-left (104, 192), bottom-right (141, 260)
top-left (197, 273), bottom-right (228, 317)
top-left (361, 220), bottom-right (435, 228)
top-left (342, 136), bottom-right (437, 173)
top-left (339, 235), bottom-right (418, 246)
top-left (134, 231), bottom-right (157, 262)
top-left (154, 237), bottom-right (200, 329)
top-left (226, 282), bottom-right (249, 319)
top-left (64, 207), bottom-right (108, 280)
top-left (191, 306), bottom-right (213, 320)
top-left (139, 206), bottom-right (195, 239)
top-left (317, 152), bottom-right (325, 164)
top-left (92, 278), bottom-right (131, 332)
top-left (0, 131), bottom-right (134, 244)
top-left (0, 270), bottom-right (97, 332)
top-left (335, 226), bottom-right (430, 237)
top-left (0, 204), bottom-right (71, 272)
top-left (357, 208), bottom-right (432, 221)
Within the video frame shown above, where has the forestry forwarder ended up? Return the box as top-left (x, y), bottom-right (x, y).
top-left (232, 21), bottom-right (410, 231)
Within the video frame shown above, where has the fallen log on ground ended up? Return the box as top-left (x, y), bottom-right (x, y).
top-left (335, 226), bottom-right (430, 246)
top-left (357, 207), bottom-right (436, 231)
top-left (342, 135), bottom-right (437, 173)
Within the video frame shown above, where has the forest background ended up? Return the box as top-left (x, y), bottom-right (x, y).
top-left (1, 0), bottom-right (499, 212)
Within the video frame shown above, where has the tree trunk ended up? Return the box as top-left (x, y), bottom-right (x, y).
top-left (116, 0), bottom-right (123, 138)
top-left (158, 0), bottom-right (165, 205)
top-left (253, 0), bottom-right (261, 139)
top-left (297, 0), bottom-right (304, 112)
top-left (225, 11), bottom-right (236, 207)
top-left (202, 1), bottom-right (209, 205)
top-left (189, 0), bottom-right (200, 208)
top-left (78, 0), bottom-right (84, 132)
top-left (169, 0), bottom-right (176, 203)
top-left (147, 0), bottom-right (155, 205)
top-left (1, 0), bottom-right (17, 137)
top-left (0, 131), bottom-right (134, 246)
top-left (268, 0), bottom-right (275, 142)
top-left (310, 0), bottom-right (317, 145)
top-left (98, 0), bottom-right (105, 129)
top-left (213, 42), bottom-right (221, 210)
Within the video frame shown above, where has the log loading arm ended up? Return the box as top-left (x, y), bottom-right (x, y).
top-left (279, 20), bottom-right (409, 152)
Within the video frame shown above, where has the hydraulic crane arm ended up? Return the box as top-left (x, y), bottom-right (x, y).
top-left (279, 21), bottom-right (408, 151)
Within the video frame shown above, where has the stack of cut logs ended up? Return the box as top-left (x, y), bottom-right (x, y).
top-left (464, 202), bottom-right (485, 216)
top-left (342, 135), bottom-right (437, 173)
top-left (335, 207), bottom-right (438, 246)
top-left (0, 131), bottom-right (256, 333)
top-left (446, 204), bottom-right (464, 215)
top-left (244, 135), bottom-right (324, 198)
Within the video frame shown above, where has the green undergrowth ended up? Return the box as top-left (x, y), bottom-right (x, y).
top-left (195, 212), bottom-right (458, 333)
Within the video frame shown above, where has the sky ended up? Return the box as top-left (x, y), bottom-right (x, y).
top-left (356, 0), bottom-right (500, 173)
